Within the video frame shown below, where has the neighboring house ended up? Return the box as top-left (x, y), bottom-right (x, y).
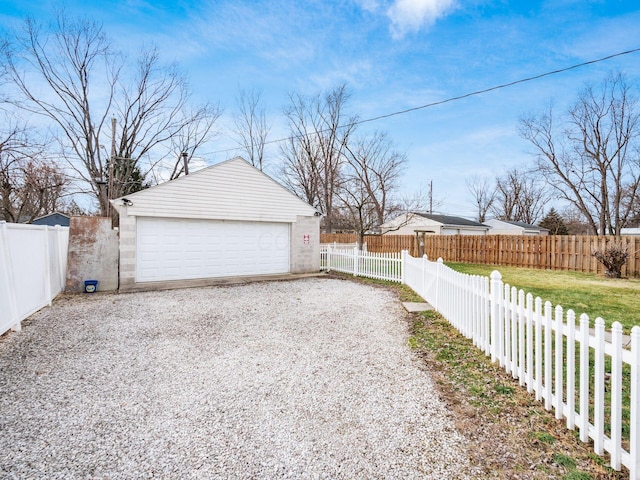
top-left (621, 228), bottom-right (640, 235)
top-left (484, 219), bottom-right (549, 236)
top-left (111, 157), bottom-right (320, 291)
top-left (31, 212), bottom-right (71, 227)
top-left (379, 212), bottom-right (490, 236)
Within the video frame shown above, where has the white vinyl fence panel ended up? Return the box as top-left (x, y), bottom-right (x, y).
top-left (321, 245), bottom-right (640, 478)
top-left (0, 221), bottom-right (69, 336)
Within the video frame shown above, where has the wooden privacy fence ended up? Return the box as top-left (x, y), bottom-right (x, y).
top-left (322, 246), bottom-right (640, 477)
top-left (0, 221), bottom-right (69, 336)
top-left (320, 234), bottom-right (640, 277)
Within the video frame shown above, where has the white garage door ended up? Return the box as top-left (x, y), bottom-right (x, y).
top-left (136, 218), bottom-right (290, 282)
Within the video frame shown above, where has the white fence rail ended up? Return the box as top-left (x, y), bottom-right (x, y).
top-left (322, 245), bottom-right (640, 478)
top-left (0, 221), bottom-right (69, 336)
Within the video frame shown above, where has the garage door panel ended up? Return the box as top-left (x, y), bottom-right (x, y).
top-left (136, 218), bottom-right (290, 282)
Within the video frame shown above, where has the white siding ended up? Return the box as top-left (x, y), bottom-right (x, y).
top-left (441, 227), bottom-right (488, 236)
top-left (113, 157), bottom-right (316, 223)
top-left (485, 219), bottom-right (547, 236)
top-left (381, 214), bottom-right (442, 235)
top-left (485, 219), bottom-right (524, 235)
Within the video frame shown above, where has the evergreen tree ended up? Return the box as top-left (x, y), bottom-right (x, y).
top-left (539, 208), bottom-right (569, 235)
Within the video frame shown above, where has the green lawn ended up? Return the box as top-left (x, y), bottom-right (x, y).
top-left (446, 262), bottom-right (640, 332)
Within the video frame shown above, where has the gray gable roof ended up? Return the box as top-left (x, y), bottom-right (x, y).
top-left (413, 212), bottom-right (488, 228)
top-left (500, 219), bottom-right (549, 231)
top-left (31, 212), bottom-right (71, 227)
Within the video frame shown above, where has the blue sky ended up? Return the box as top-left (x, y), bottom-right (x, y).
top-left (2, 0), bottom-right (640, 218)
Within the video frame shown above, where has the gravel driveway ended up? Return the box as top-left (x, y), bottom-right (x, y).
top-left (0, 278), bottom-right (474, 479)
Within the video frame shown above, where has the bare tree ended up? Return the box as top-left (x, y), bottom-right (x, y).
top-left (520, 73), bottom-right (640, 235)
top-left (280, 84), bottom-right (356, 233)
top-left (562, 205), bottom-right (594, 235)
top-left (338, 131), bottom-right (406, 246)
top-left (466, 175), bottom-right (495, 222)
top-left (491, 168), bottom-right (547, 224)
top-left (232, 89), bottom-right (269, 171)
top-left (164, 103), bottom-right (223, 180)
top-left (278, 132), bottom-right (320, 207)
top-left (0, 122), bottom-right (67, 222)
top-left (5, 13), bottom-right (218, 216)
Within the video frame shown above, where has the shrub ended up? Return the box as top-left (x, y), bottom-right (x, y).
top-left (591, 242), bottom-right (630, 278)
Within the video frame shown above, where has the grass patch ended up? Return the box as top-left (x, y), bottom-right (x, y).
top-left (446, 262), bottom-right (640, 331)
top-left (532, 431), bottom-right (556, 444)
top-left (330, 273), bottom-right (629, 478)
top-left (408, 309), bottom-right (626, 479)
top-left (553, 453), bottom-right (577, 469)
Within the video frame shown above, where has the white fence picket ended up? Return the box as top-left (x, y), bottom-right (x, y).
top-left (579, 313), bottom-right (591, 443)
top-left (566, 310), bottom-right (576, 430)
top-left (555, 305), bottom-right (564, 420)
top-left (320, 245), bottom-right (639, 477)
top-left (534, 297), bottom-right (543, 402)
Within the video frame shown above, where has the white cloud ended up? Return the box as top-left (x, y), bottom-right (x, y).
top-left (354, 0), bottom-right (382, 13)
top-left (387, 0), bottom-right (457, 38)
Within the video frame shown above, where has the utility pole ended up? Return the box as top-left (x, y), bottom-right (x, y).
top-left (429, 180), bottom-right (433, 214)
top-left (107, 117), bottom-right (116, 219)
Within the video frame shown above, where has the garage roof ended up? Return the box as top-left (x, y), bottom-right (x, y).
top-left (111, 157), bottom-right (318, 223)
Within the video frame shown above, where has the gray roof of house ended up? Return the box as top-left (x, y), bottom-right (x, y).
top-left (499, 219), bottom-right (549, 231)
top-left (31, 212), bottom-right (71, 227)
top-left (413, 213), bottom-right (488, 228)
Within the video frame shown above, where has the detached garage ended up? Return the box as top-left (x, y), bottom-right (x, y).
top-left (112, 157), bottom-right (320, 291)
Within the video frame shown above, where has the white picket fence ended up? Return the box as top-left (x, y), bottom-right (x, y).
top-left (0, 221), bottom-right (69, 336)
top-left (321, 245), bottom-right (640, 478)
top-left (321, 245), bottom-right (400, 282)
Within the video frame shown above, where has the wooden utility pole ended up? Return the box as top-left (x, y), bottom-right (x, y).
top-left (429, 180), bottom-right (433, 214)
top-left (107, 117), bottom-right (116, 219)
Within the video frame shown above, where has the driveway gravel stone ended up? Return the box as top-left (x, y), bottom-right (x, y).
top-left (0, 278), bottom-right (476, 479)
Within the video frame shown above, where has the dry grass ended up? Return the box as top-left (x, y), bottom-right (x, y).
top-left (409, 310), bottom-right (626, 479)
top-left (332, 273), bottom-right (629, 479)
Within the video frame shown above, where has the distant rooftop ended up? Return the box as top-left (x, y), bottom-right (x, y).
top-left (494, 219), bottom-right (549, 231)
top-left (413, 213), bottom-right (488, 228)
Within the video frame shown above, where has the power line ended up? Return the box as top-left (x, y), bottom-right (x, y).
top-left (351, 47), bottom-right (640, 126)
top-left (201, 47), bottom-right (640, 157)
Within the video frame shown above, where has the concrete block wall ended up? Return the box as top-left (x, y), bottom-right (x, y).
top-left (65, 217), bottom-right (118, 293)
top-left (118, 215), bottom-right (136, 289)
top-left (290, 215), bottom-right (320, 274)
